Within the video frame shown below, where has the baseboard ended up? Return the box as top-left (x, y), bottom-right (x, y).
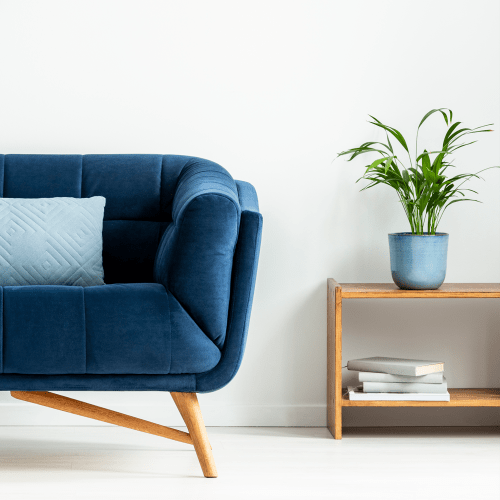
top-left (0, 401), bottom-right (327, 427)
top-left (0, 400), bottom-right (498, 427)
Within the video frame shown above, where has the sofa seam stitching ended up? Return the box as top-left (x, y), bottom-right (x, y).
top-left (174, 191), bottom-right (240, 225)
top-left (178, 165), bottom-right (234, 184)
top-left (167, 288), bottom-right (219, 350)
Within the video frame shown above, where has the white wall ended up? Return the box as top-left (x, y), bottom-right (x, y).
top-left (0, 0), bottom-right (499, 427)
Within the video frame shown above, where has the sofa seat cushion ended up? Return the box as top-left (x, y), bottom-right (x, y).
top-left (1, 284), bottom-right (221, 375)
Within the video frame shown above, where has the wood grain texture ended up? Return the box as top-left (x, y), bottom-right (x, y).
top-left (327, 279), bottom-right (342, 439)
top-left (340, 283), bottom-right (500, 298)
top-left (327, 280), bottom-right (500, 438)
top-left (171, 392), bottom-right (217, 478)
top-left (326, 279), bottom-right (335, 437)
top-left (10, 391), bottom-right (193, 445)
top-left (342, 388), bottom-right (500, 407)
top-left (173, 390), bottom-right (212, 450)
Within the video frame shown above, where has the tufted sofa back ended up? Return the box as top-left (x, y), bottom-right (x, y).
top-left (0, 154), bottom-right (210, 283)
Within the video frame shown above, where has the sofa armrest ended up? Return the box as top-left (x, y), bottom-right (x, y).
top-left (235, 180), bottom-right (259, 213)
top-left (154, 158), bottom-right (241, 348)
top-left (195, 180), bottom-right (262, 392)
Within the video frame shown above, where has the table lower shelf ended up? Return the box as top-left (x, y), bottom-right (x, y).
top-left (342, 388), bottom-right (500, 407)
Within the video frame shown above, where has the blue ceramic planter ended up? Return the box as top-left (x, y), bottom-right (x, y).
top-left (388, 232), bottom-right (449, 290)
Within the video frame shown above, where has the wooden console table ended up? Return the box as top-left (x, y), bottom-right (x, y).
top-left (327, 280), bottom-right (500, 439)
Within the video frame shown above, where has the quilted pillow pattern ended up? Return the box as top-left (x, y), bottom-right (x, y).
top-left (0, 197), bottom-right (106, 286)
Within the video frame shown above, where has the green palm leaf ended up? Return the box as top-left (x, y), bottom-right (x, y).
top-left (336, 109), bottom-right (497, 235)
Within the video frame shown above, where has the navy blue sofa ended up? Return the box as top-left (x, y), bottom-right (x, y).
top-left (3, 154), bottom-right (262, 477)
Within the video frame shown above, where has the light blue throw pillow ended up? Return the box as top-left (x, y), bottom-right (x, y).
top-left (0, 197), bottom-right (106, 286)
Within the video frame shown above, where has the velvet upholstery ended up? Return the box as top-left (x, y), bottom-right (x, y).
top-left (0, 374), bottom-right (196, 392)
top-left (1, 283), bottom-right (220, 375)
top-left (3, 286), bottom-right (86, 374)
top-left (4, 155), bottom-right (82, 198)
top-left (196, 182), bottom-right (262, 392)
top-left (85, 283), bottom-right (171, 374)
top-left (0, 155), bottom-right (262, 393)
top-left (82, 155), bottom-right (163, 221)
top-left (154, 160), bottom-right (241, 348)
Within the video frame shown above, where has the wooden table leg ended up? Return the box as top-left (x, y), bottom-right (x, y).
top-left (327, 279), bottom-right (342, 439)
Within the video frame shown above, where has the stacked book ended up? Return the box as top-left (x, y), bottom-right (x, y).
top-left (346, 357), bottom-right (450, 401)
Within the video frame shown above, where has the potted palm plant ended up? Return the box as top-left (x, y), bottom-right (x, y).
top-left (337, 108), bottom-right (497, 290)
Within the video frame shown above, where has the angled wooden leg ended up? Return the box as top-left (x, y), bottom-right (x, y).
top-left (10, 390), bottom-right (217, 478)
top-left (10, 391), bottom-right (193, 445)
top-left (171, 392), bottom-right (217, 478)
top-left (173, 392), bottom-right (212, 450)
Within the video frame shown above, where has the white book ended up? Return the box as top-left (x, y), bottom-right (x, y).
top-left (348, 386), bottom-right (450, 402)
top-left (358, 372), bottom-right (444, 384)
top-left (347, 357), bottom-right (444, 376)
top-left (362, 378), bottom-right (447, 393)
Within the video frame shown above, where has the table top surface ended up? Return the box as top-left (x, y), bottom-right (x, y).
top-left (329, 281), bottom-right (500, 298)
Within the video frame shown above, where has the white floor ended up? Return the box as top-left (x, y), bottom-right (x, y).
top-left (0, 426), bottom-right (498, 499)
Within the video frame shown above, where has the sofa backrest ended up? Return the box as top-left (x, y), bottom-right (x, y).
top-left (0, 154), bottom-right (206, 283)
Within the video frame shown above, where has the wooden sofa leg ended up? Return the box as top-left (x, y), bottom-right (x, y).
top-left (10, 391), bottom-right (193, 445)
top-left (171, 392), bottom-right (217, 478)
